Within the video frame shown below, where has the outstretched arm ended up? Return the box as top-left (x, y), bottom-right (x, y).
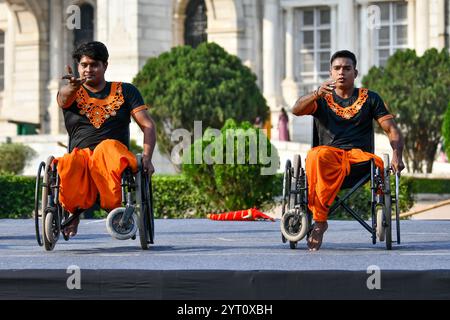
top-left (377, 118), bottom-right (405, 173)
top-left (291, 80), bottom-right (336, 116)
top-left (133, 110), bottom-right (156, 175)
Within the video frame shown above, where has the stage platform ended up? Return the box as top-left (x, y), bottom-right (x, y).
top-left (0, 219), bottom-right (449, 299)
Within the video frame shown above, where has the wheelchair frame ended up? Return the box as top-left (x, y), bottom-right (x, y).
top-left (34, 154), bottom-right (154, 251)
top-left (280, 154), bottom-right (401, 250)
top-left (280, 119), bottom-right (401, 250)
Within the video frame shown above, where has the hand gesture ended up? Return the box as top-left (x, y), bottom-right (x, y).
top-left (317, 79), bottom-right (336, 97)
top-left (61, 65), bottom-right (86, 89)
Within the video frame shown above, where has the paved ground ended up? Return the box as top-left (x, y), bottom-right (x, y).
top-left (1, 219), bottom-right (449, 271)
top-left (410, 204), bottom-right (450, 220)
top-left (409, 195), bottom-right (450, 220)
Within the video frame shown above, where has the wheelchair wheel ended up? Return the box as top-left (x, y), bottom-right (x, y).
top-left (383, 154), bottom-right (393, 250)
top-left (282, 160), bottom-right (292, 213)
top-left (135, 159), bottom-right (155, 250)
top-left (281, 208), bottom-right (309, 244)
top-left (376, 205), bottom-right (385, 242)
top-left (44, 207), bottom-right (60, 244)
top-left (42, 156), bottom-right (58, 251)
top-left (394, 173), bottom-right (401, 244)
top-left (106, 207), bottom-right (138, 240)
top-left (34, 161), bottom-right (46, 247)
top-left (281, 160), bottom-right (292, 243)
top-left (293, 154), bottom-right (301, 185)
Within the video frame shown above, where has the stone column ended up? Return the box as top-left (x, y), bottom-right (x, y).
top-left (359, 2), bottom-right (370, 76)
top-left (434, 0), bottom-right (446, 49)
top-left (415, 0), bottom-right (429, 55)
top-left (263, 0), bottom-right (279, 110)
top-left (284, 7), bottom-right (294, 81)
top-left (330, 4), bottom-right (338, 53)
top-left (47, 0), bottom-right (64, 134)
top-left (263, 0), bottom-right (281, 140)
top-left (407, 0), bottom-right (416, 48)
top-left (173, 13), bottom-right (186, 46)
top-left (337, 0), bottom-right (355, 51)
top-left (282, 7), bottom-right (298, 108)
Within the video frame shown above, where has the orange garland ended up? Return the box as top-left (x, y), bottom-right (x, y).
top-left (207, 208), bottom-right (275, 221)
top-left (324, 88), bottom-right (369, 120)
top-left (76, 82), bottom-right (124, 129)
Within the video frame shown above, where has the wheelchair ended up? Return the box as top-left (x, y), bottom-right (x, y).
top-left (280, 119), bottom-right (401, 250)
top-left (34, 153), bottom-right (155, 251)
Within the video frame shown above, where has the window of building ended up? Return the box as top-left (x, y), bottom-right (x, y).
top-left (296, 7), bottom-right (331, 85)
top-left (17, 123), bottom-right (38, 135)
top-left (184, 0), bottom-right (207, 48)
top-left (0, 30), bottom-right (4, 91)
top-left (373, 1), bottom-right (408, 67)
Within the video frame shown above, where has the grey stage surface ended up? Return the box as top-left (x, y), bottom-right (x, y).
top-left (0, 219), bottom-right (449, 299)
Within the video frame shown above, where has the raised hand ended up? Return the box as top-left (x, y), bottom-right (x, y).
top-left (317, 79), bottom-right (337, 97)
top-left (61, 65), bottom-right (86, 88)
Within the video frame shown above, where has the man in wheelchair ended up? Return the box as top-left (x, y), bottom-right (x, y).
top-left (56, 41), bottom-right (156, 238)
top-left (291, 50), bottom-right (405, 251)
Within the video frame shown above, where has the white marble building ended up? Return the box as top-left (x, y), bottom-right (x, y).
top-left (0, 0), bottom-right (449, 174)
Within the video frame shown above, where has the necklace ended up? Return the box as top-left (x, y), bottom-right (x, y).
top-left (324, 88), bottom-right (369, 119)
top-left (76, 82), bottom-right (124, 129)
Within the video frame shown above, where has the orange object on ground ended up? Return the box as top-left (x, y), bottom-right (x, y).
top-left (305, 145), bottom-right (383, 222)
top-left (207, 208), bottom-right (275, 221)
top-left (56, 139), bottom-right (138, 213)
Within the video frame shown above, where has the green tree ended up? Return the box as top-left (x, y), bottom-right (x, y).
top-left (362, 48), bottom-right (450, 173)
top-left (182, 119), bottom-right (279, 212)
top-left (0, 142), bottom-right (37, 175)
top-left (442, 102), bottom-right (450, 160)
top-left (133, 42), bottom-right (269, 158)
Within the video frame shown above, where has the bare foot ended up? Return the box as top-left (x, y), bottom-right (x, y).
top-left (63, 214), bottom-right (80, 238)
top-left (307, 221), bottom-right (328, 251)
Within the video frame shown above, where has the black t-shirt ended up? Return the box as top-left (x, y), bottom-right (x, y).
top-left (62, 82), bottom-right (146, 152)
top-left (312, 88), bottom-right (392, 152)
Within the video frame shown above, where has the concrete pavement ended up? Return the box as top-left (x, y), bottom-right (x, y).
top-left (1, 219), bottom-right (449, 299)
top-left (1, 219), bottom-right (449, 271)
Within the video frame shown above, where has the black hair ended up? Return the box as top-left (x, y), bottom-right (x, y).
top-left (72, 41), bottom-right (109, 64)
top-left (330, 50), bottom-right (357, 68)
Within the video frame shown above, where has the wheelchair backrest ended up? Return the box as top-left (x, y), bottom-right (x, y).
top-left (312, 118), bottom-right (375, 154)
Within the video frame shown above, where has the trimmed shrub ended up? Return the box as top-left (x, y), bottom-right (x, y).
top-left (182, 119), bottom-right (280, 212)
top-left (0, 174), bottom-right (35, 218)
top-left (0, 174), bottom-right (214, 219)
top-left (411, 178), bottom-right (450, 194)
top-left (0, 143), bottom-right (37, 175)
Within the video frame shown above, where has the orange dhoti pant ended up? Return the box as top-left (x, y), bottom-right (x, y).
top-left (56, 139), bottom-right (138, 213)
top-left (305, 146), bottom-right (384, 222)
